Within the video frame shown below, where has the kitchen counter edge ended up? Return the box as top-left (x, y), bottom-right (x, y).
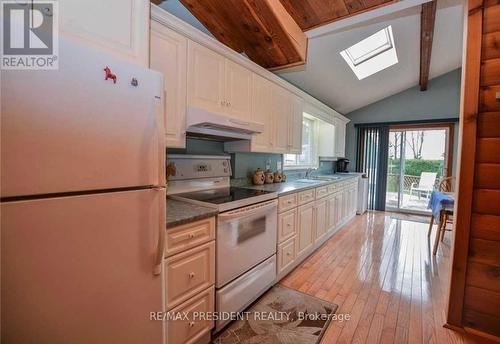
top-left (241, 174), bottom-right (360, 196)
top-left (166, 198), bottom-right (218, 228)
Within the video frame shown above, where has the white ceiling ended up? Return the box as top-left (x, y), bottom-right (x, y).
top-left (276, 0), bottom-right (464, 114)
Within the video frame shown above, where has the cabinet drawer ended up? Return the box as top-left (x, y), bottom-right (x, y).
top-left (165, 217), bottom-right (215, 257)
top-left (315, 186), bottom-right (329, 199)
top-left (279, 193), bottom-right (298, 213)
top-left (165, 241), bottom-right (215, 310)
top-left (277, 236), bottom-right (297, 275)
top-left (298, 189), bottom-right (315, 205)
top-left (278, 208), bottom-right (297, 243)
top-left (167, 286), bottom-right (214, 344)
top-left (327, 184), bottom-right (337, 194)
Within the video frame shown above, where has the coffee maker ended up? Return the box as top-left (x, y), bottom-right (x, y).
top-left (336, 158), bottom-right (350, 173)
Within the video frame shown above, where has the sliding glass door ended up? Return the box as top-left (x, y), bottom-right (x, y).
top-left (385, 126), bottom-right (452, 213)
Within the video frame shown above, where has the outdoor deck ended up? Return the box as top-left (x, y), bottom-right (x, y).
top-left (386, 191), bottom-right (431, 213)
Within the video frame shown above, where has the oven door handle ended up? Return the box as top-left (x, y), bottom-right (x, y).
top-left (218, 199), bottom-right (278, 221)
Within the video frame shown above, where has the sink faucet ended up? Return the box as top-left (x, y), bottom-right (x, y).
top-left (305, 168), bottom-right (317, 178)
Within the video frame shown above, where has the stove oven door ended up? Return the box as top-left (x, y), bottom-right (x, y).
top-left (216, 199), bottom-right (277, 287)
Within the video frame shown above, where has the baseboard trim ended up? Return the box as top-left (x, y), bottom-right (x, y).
top-left (443, 322), bottom-right (465, 333)
top-left (444, 323), bottom-right (500, 343)
top-left (464, 327), bottom-right (500, 343)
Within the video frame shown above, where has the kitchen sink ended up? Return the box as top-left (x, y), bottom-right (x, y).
top-left (294, 179), bottom-right (323, 184)
top-left (295, 176), bottom-right (340, 183)
top-left (313, 176), bottom-right (341, 181)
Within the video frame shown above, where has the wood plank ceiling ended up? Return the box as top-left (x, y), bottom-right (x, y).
top-left (179, 0), bottom-right (307, 69)
top-left (175, 0), bottom-right (398, 69)
top-left (279, 0), bottom-right (398, 31)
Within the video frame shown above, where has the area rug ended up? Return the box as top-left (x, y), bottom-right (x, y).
top-left (213, 285), bottom-right (338, 344)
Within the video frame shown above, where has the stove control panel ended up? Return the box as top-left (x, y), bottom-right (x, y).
top-left (167, 155), bottom-right (232, 181)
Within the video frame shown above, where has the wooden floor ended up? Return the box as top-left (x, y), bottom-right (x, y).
top-left (280, 211), bottom-right (481, 344)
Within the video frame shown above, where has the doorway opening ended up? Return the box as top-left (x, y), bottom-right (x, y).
top-left (385, 124), bottom-right (454, 214)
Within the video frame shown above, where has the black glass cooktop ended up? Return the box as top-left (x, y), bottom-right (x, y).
top-left (175, 187), bottom-right (271, 205)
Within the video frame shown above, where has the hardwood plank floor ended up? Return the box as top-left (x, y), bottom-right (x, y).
top-left (279, 211), bottom-right (483, 344)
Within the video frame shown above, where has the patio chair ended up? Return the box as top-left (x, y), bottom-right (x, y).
top-left (410, 172), bottom-right (437, 199)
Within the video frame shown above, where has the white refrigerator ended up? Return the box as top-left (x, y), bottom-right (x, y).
top-left (1, 38), bottom-right (166, 343)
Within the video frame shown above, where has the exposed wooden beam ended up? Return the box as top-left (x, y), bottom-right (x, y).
top-left (419, 0), bottom-right (437, 91)
top-left (178, 0), bottom-right (307, 69)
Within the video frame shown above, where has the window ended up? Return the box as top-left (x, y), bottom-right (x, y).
top-left (340, 25), bottom-right (398, 80)
top-left (284, 115), bottom-right (319, 169)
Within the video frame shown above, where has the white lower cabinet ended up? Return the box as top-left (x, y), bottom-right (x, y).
top-left (278, 208), bottom-right (297, 243)
top-left (297, 203), bottom-right (315, 257)
top-left (314, 198), bottom-right (328, 243)
top-left (165, 217), bottom-right (216, 344)
top-left (327, 194), bottom-right (337, 231)
top-left (276, 179), bottom-right (358, 280)
top-left (166, 286), bottom-right (214, 344)
top-left (277, 236), bottom-right (297, 275)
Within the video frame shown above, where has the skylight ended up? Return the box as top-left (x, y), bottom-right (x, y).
top-left (340, 26), bottom-right (398, 80)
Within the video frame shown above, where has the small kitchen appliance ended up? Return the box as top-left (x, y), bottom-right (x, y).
top-left (336, 158), bottom-right (350, 173)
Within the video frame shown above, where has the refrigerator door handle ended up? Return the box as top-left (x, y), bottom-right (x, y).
top-left (153, 187), bottom-right (166, 275)
top-left (155, 90), bottom-right (166, 186)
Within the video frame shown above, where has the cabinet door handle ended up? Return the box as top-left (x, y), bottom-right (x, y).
top-left (189, 272), bottom-right (195, 279)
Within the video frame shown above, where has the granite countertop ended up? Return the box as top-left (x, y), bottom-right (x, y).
top-left (242, 174), bottom-right (359, 196)
top-left (166, 198), bottom-right (218, 228)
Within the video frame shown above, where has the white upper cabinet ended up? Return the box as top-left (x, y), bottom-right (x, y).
top-left (151, 8), bottom-right (349, 154)
top-left (150, 22), bottom-right (187, 148)
top-left (251, 74), bottom-right (275, 152)
top-left (187, 41), bottom-right (252, 120)
top-left (289, 94), bottom-right (304, 154)
top-left (60, 0), bottom-right (149, 66)
top-left (273, 87), bottom-right (292, 153)
top-left (334, 117), bottom-right (347, 157)
top-left (250, 75), bottom-right (303, 155)
top-left (224, 59), bottom-right (252, 120)
top-left (318, 121), bottom-right (335, 157)
top-left (187, 41), bottom-right (225, 114)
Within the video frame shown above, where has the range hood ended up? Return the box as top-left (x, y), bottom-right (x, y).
top-left (186, 107), bottom-right (264, 141)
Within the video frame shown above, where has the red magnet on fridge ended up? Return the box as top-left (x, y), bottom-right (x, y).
top-left (104, 66), bottom-right (117, 84)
